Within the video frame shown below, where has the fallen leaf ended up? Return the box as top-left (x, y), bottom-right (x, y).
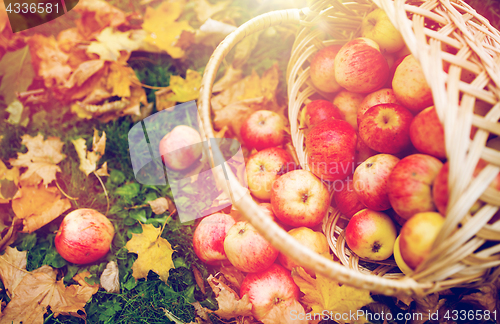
top-left (64, 59), bottom-right (106, 90)
top-left (0, 46), bottom-right (36, 104)
top-left (207, 275), bottom-right (253, 319)
top-left (219, 265), bottom-right (245, 290)
top-left (0, 160), bottom-right (20, 203)
top-left (100, 261), bottom-right (120, 293)
top-left (9, 134), bottom-right (65, 187)
top-left (292, 266), bottom-right (373, 323)
top-left (232, 32), bottom-right (261, 69)
top-left (74, 0), bottom-right (128, 38)
top-left (0, 246), bottom-right (27, 299)
top-left (11, 185), bottom-right (71, 233)
top-left (6, 100), bottom-right (29, 127)
top-left (125, 223), bottom-right (175, 284)
top-left (147, 197), bottom-right (170, 215)
top-left (175, 30), bottom-right (196, 50)
top-left (71, 129), bottom-right (107, 176)
top-left (169, 70), bottom-right (202, 102)
top-left (212, 65), bottom-right (242, 93)
top-left (87, 27), bottom-right (144, 61)
top-left (0, 265), bottom-right (99, 323)
top-left (72, 271), bottom-right (100, 290)
top-left (194, 0), bottom-right (231, 23)
top-left (191, 302), bottom-right (212, 322)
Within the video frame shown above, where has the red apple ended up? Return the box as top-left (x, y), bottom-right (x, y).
top-left (246, 147), bottom-right (294, 201)
top-left (387, 154), bottom-right (443, 219)
top-left (224, 221), bottom-right (279, 273)
top-left (240, 110), bottom-right (285, 151)
top-left (309, 45), bottom-right (343, 93)
top-left (193, 213), bottom-right (236, 265)
top-left (55, 209), bottom-right (115, 265)
top-left (305, 119), bottom-right (357, 182)
top-left (357, 88), bottom-right (399, 126)
top-left (333, 177), bottom-right (366, 218)
top-left (358, 103), bottom-right (413, 154)
top-left (304, 100), bottom-right (343, 129)
top-left (355, 136), bottom-right (378, 164)
top-left (271, 169), bottom-right (330, 228)
top-left (344, 208), bottom-right (397, 261)
top-left (353, 154), bottom-right (400, 211)
top-left (334, 37), bottom-right (389, 93)
top-left (332, 90), bottom-right (366, 131)
top-left (159, 125), bottom-right (202, 171)
top-left (240, 263), bottom-right (300, 321)
top-left (410, 106), bottom-right (446, 159)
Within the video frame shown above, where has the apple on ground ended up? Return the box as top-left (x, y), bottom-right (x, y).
top-left (393, 235), bottom-right (413, 275)
top-left (355, 136), bottom-right (378, 164)
top-left (332, 90), bottom-right (366, 131)
top-left (333, 177), bottom-right (366, 218)
top-left (278, 227), bottom-right (329, 275)
top-left (353, 153), bottom-right (400, 211)
top-left (344, 208), bottom-right (397, 261)
top-left (392, 54), bottom-right (433, 114)
top-left (159, 125), bottom-right (202, 171)
top-left (305, 119), bottom-right (357, 182)
top-left (334, 37), bottom-right (389, 94)
top-left (240, 110), bottom-right (285, 151)
top-left (224, 221), bottom-right (279, 273)
top-left (271, 169), bottom-right (331, 228)
top-left (240, 263), bottom-right (300, 321)
top-left (387, 154), bottom-right (443, 219)
top-left (399, 212), bottom-right (445, 269)
top-left (246, 147), bottom-right (294, 201)
top-left (309, 45), bottom-right (343, 93)
top-left (410, 106), bottom-right (446, 159)
top-left (193, 213), bottom-right (236, 265)
top-left (360, 8), bottom-right (405, 53)
top-left (304, 99), bottom-right (343, 129)
top-left (55, 209), bottom-right (115, 265)
top-left (358, 103), bottom-right (413, 154)
top-left (357, 88), bottom-right (399, 126)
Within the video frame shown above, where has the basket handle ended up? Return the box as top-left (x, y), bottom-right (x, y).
top-left (197, 8), bottom-right (432, 297)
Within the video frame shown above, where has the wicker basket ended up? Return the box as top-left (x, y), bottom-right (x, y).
top-left (198, 0), bottom-right (500, 297)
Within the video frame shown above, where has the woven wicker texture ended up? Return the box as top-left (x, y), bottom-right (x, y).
top-left (198, 0), bottom-right (500, 296)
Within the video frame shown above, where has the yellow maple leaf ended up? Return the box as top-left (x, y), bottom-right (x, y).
top-left (125, 223), bottom-right (175, 284)
top-left (9, 134), bottom-right (65, 187)
top-left (106, 62), bottom-right (134, 97)
top-left (142, 0), bottom-right (194, 59)
top-left (292, 266), bottom-right (373, 324)
top-left (87, 27), bottom-right (144, 62)
top-left (169, 70), bottom-right (202, 102)
top-left (238, 62), bottom-right (279, 102)
top-left (71, 129), bottom-right (108, 176)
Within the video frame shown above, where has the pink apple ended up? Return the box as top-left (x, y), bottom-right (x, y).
top-left (333, 177), bottom-right (366, 218)
top-left (305, 119), bottom-right (357, 182)
top-left (309, 45), bottom-right (343, 93)
top-left (334, 37), bottom-right (389, 93)
top-left (246, 147), bottom-right (294, 201)
top-left (192, 213), bottom-right (236, 265)
top-left (410, 106), bottom-right (446, 159)
top-left (271, 169), bottom-right (330, 228)
top-left (358, 103), bottom-right (413, 154)
top-left (159, 125), bottom-right (202, 171)
top-left (240, 110), bottom-right (285, 151)
top-left (332, 90), bottom-right (365, 131)
top-left (392, 54), bottom-right (433, 114)
top-left (344, 208), bottom-right (397, 261)
top-left (240, 263), bottom-right (300, 321)
top-left (304, 100), bottom-right (343, 129)
top-left (357, 88), bottom-right (399, 126)
top-left (387, 154), bottom-right (443, 219)
top-left (224, 221), bottom-right (279, 273)
top-left (353, 154), bottom-right (400, 211)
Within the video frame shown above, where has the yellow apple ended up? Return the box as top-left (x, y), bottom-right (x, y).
top-left (361, 8), bottom-right (405, 53)
top-left (393, 235), bottom-right (413, 275)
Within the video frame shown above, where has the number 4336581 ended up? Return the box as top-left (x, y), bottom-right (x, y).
top-left (5, 2), bottom-right (59, 14)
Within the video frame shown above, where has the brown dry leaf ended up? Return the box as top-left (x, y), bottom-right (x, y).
top-left (194, 0), bottom-right (231, 23)
top-left (0, 265), bottom-right (99, 324)
top-left (292, 266), bottom-right (373, 324)
top-left (461, 283), bottom-right (498, 313)
top-left (0, 246), bottom-right (27, 299)
top-left (125, 223), bottom-right (175, 284)
top-left (0, 159), bottom-right (20, 203)
top-left (71, 129), bottom-right (107, 176)
top-left (232, 32), bottom-right (261, 69)
top-left (207, 275), bottom-right (253, 319)
top-left (11, 185), bottom-right (71, 233)
top-left (212, 100), bottom-right (261, 138)
top-left (87, 27), bottom-right (144, 62)
top-left (100, 261), bottom-right (120, 293)
top-left (191, 302), bottom-right (212, 322)
top-left (219, 265), bottom-right (245, 290)
top-left (64, 59), bottom-right (106, 91)
top-left (147, 197), bottom-right (170, 215)
top-left (74, 0), bottom-right (128, 38)
top-left (212, 65), bottom-right (243, 93)
top-left (9, 134), bottom-right (65, 187)
top-left (72, 271), bottom-right (100, 290)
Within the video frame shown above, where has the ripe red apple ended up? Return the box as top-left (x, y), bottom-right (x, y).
top-left (392, 54), bottom-right (433, 114)
top-left (410, 106), bottom-right (446, 159)
top-left (309, 45), bottom-right (343, 93)
top-left (353, 154), bottom-right (400, 211)
top-left (344, 208), bottom-right (397, 261)
top-left (240, 110), bottom-right (285, 151)
top-left (399, 212), bottom-right (445, 269)
top-left (159, 125), bottom-right (202, 171)
top-left (304, 100), bottom-right (343, 129)
top-left (224, 221), bottom-right (279, 273)
top-left (357, 88), bottom-right (399, 126)
top-left (387, 154), bottom-right (443, 219)
top-left (270, 169), bottom-right (330, 228)
top-left (55, 209), bottom-right (115, 265)
top-left (192, 213), bottom-right (236, 265)
top-left (360, 8), bottom-right (405, 53)
top-left (358, 103), bottom-right (413, 154)
top-left (305, 119), bottom-right (357, 182)
top-left (333, 177), bottom-right (366, 218)
top-left (332, 90), bottom-right (366, 131)
top-left (334, 37), bottom-right (389, 93)
top-left (240, 263), bottom-right (300, 321)
top-left (246, 147), bottom-right (294, 201)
